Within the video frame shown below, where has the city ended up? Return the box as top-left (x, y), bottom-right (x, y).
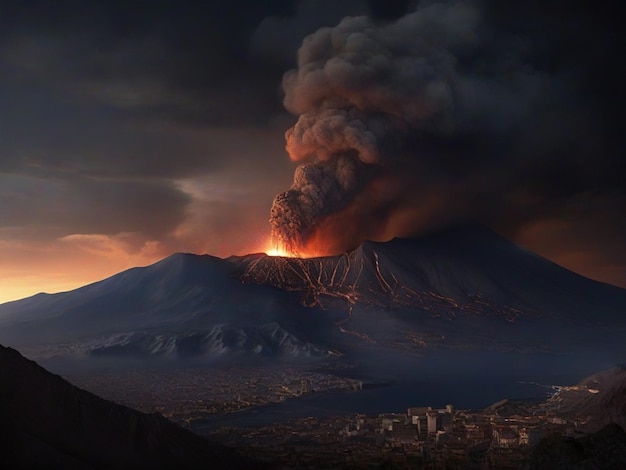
top-left (200, 394), bottom-right (592, 468)
top-left (63, 361), bottom-right (623, 468)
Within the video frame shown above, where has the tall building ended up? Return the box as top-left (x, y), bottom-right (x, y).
top-left (427, 410), bottom-right (439, 434)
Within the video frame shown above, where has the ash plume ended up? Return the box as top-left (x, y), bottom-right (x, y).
top-left (270, 153), bottom-right (364, 252)
top-left (270, 1), bottom-right (587, 254)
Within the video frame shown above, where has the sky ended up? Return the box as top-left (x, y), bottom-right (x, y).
top-left (0, 0), bottom-right (624, 303)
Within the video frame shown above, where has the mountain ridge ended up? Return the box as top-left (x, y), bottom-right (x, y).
top-left (232, 224), bottom-right (626, 320)
top-left (0, 344), bottom-right (261, 468)
top-left (1, 224), bottom-right (625, 358)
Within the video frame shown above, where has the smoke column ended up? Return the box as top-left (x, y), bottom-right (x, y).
top-left (270, 1), bottom-right (548, 254)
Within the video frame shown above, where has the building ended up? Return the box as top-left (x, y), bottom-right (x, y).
top-left (519, 425), bottom-right (546, 446)
top-left (388, 423), bottom-right (417, 445)
top-left (493, 426), bottom-right (519, 448)
top-left (405, 405), bottom-right (455, 435)
top-left (408, 407), bottom-right (429, 420)
top-left (427, 410), bottom-right (439, 434)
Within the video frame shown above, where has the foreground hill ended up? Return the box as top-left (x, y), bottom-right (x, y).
top-left (544, 365), bottom-right (626, 432)
top-left (0, 344), bottom-right (261, 469)
top-left (527, 423), bottom-right (626, 470)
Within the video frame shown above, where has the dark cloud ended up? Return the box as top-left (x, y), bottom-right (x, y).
top-left (268, 0), bottom-right (626, 260)
top-left (0, 86), bottom-right (214, 177)
top-left (0, 1), bottom-right (321, 192)
top-left (0, 172), bottom-right (190, 239)
top-left (250, 0), bottom-right (371, 68)
top-left (0, 1), bottom-right (290, 127)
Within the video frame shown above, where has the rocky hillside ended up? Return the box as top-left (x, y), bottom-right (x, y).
top-left (545, 365), bottom-right (626, 431)
top-left (0, 345), bottom-right (264, 469)
top-left (232, 225), bottom-right (626, 322)
top-left (526, 423), bottom-right (626, 469)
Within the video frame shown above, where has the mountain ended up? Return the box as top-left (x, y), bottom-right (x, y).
top-left (544, 365), bottom-right (626, 431)
top-left (0, 253), bottom-right (340, 357)
top-left (524, 366), bottom-right (626, 468)
top-left (1, 224), bottom-right (625, 359)
top-left (0, 344), bottom-right (262, 469)
top-left (526, 423), bottom-right (626, 470)
top-left (232, 224), bottom-right (626, 321)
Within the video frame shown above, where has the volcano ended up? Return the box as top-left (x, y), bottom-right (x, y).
top-left (232, 224), bottom-right (626, 320)
top-left (1, 224), bottom-right (625, 359)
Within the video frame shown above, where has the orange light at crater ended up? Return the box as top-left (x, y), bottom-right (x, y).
top-left (262, 235), bottom-right (336, 259)
top-left (263, 237), bottom-right (298, 258)
top-left (265, 244), bottom-right (293, 257)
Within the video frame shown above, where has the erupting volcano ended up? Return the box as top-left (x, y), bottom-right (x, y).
top-left (3, 224), bottom-right (626, 360)
top-left (264, 239), bottom-right (294, 258)
top-left (267, 2), bottom-right (571, 257)
top-left (267, 4), bottom-right (479, 254)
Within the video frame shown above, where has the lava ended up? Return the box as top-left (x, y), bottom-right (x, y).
top-left (265, 244), bottom-right (293, 258)
top-left (264, 238), bottom-right (299, 258)
top-left (263, 236), bottom-right (331, 259)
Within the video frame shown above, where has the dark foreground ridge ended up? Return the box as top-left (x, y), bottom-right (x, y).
top-left (527, 423), bottom-right (626, 469)
top-left (0, 344), bottom-right (265, 469)
top-left (543, 364), bottom-right (626, 431)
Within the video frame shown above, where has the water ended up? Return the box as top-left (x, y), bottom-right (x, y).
top-left (194, 349), bottom-right (616, 431)
top-left (194, 378), bottom-right (550, 431)
top-left (39, 348), bottom-right (615, 433)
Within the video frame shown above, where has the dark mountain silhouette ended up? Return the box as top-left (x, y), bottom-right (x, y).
top-left (0, 344), bottom-right (264, 469)
top-left (525, 366), bottom-right (626, 468)
top-left (526, 423), bottom-right (626, 469)
top-left (545, 365), bottom-right (626, 432)
top-left (0, 224), bottom-right (625, 358)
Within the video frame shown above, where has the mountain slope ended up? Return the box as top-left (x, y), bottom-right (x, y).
top-left (545, 365), bottom-right (626, 431)
top-left (527, 423), bottom-right (626, 470)
top-left (0, 253), bottom-right (339, 354)
top-left (232, 225), bottom-right (626, 322)
top-left (1, 224), bottom-right (625, 357)
top-left (0, 344), bottom-right (261, 469)
top-left (0, 254), bottom-right (249, 330)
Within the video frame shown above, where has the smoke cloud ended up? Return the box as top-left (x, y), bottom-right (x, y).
top-left (269, 1), bottom-right (556, 254)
